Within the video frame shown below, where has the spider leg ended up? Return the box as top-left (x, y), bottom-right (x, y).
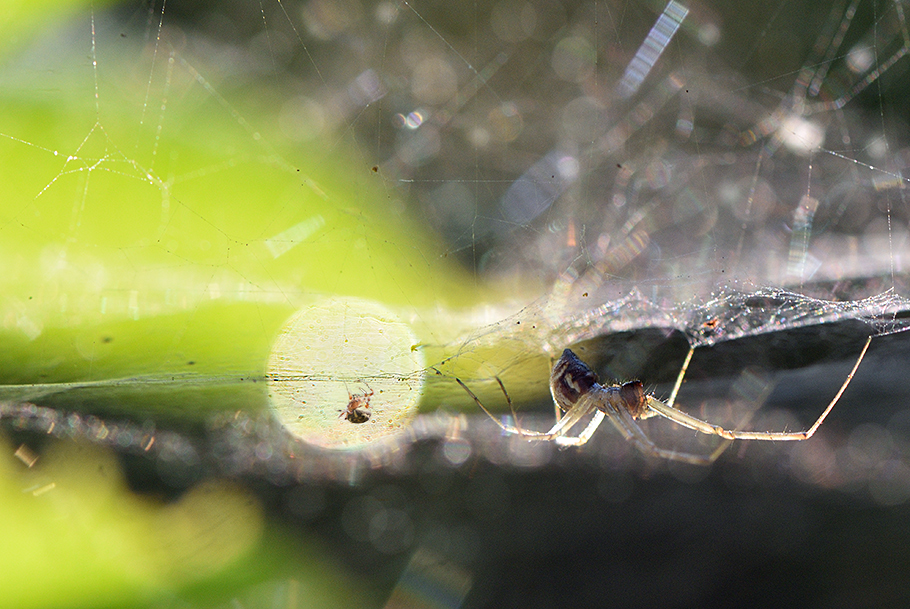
top-left (455, 376), bottom-right (595, 440)
top-left (519, 397), bottom-right (597, 441)
top-left (455, 375), bottom-right (533, 436)
top-left (549, 354), bottom-right (563, 424)
top-left (633, 344), bottom-right (695, 421)
top-left (666, 345), bottom-right (696, 409)
top-left (644, 335), bottom-right (871, 441)
top-left (554, 409), bottom-right (606, 447)
top-left (491, 375), bottom-right (523, 431)
top-left (604, 403), bottom-right (730, 465)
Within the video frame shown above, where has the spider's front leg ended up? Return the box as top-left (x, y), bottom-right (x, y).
top-left (454, 350), bottom-right (602, 442)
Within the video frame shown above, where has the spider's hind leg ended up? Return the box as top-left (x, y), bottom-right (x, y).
top-left (644, 335), bottom-right (872, 443)
top-left (607, 404), bottom-right (733, 465)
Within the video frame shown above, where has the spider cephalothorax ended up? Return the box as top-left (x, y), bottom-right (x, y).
top-left (618, 380), bottom-right (647, 419)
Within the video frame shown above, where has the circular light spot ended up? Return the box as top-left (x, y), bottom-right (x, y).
top-left (561, 96), bottom-right (606, 142)
top-left (698, 22), bottom-right (720, 47)
top-left (267, 298), bottom-right (425, 449)
top-left (847, 44), bottom-right (874, 74)
top-left (778, 115), bottom-right (825, 155)
top-left (551, 36), bottom-right (595, 83)
top-left (487, 102), bottom-right (523, 142)
top-left (441, 438), bottom-right (472, 465)
top-left (411, 57), bottom-right (458, 105)
top-left (490, 0), bottom-right (537, 42)
top-left (278, 95), bottom-right (326, 142)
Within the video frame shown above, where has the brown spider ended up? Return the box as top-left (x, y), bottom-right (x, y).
top-left (340, 386), bottom-right (374, 424)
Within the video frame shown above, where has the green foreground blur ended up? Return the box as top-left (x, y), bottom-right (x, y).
top-left (0, 1), bottom-right (527, 606)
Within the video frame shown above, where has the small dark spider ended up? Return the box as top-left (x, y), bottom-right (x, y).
top-left (340, 387), bottom-right (374, 424)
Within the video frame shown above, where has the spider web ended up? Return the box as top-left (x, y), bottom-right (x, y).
top-left (1, 0), bottom-right (910, 472)
top-left (6, 3), bottom-right (910, 606)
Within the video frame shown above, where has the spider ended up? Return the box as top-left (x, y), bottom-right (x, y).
top-left (340, 386), bottom-right (374, 424)
top-left (456, 336), bottom-right (872, 465)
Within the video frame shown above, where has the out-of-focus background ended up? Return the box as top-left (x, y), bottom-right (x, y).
top-left (2, 0), bottom-right (910, 607)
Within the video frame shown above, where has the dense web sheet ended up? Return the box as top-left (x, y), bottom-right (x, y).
top-left (374, 0), bottom-right (910, 295)
top-left (1, 0), bottom-right (910, 470)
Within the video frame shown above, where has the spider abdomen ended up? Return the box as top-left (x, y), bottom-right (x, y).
top-left (619, 380), bottom-right (647, 418)
top-left (550, 349), bottom-right (599, 410)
